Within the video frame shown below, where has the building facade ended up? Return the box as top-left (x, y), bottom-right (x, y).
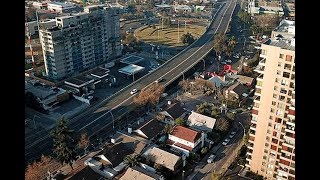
top-left (39, 5), bottom-right (121, 80)
top-left (246, 20), bottom-right (295, 180)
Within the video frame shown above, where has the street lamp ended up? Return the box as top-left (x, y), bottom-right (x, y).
top-left (110, 111), bottom-right (115, 129)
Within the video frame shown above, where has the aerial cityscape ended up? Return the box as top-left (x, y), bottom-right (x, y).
top-left (25, 0), bottom-right (295, 179)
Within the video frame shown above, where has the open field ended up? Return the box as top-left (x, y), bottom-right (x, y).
top-left (135, 24), bottom-right (206, 47)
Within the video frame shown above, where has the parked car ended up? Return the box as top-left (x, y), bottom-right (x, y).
top-left (130, 89), bottom-right (138, 94)
top-left (222, 138), bottom-right (230, 146)
top-left (225, 59), bottom-right (232, 63)
top-left (207, 154), bottom-right (216, 163)
top-left (229, 131), bottom-right (236, 139)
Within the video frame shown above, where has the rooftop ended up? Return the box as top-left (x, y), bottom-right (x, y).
top-left (161, 101), bottom-right (186, 120)
top-left (68, 166), bottom-right (103, 180)
top-left (121, 55), bottom-right (145, 65)
top-left (170, 125), bottom-right (201, 143)
top-left (90, 67), bottom-right (110, 79)
top-left (167, 139), bottom-right (193, 151)
top-left (99, 142), bottom-right (135, 167)
top-left (228, 82), bottom-right (249, 96)
top-left (25, 78), bottom-right (66, 101)
top-left (135, 119), bottom-right (165, 140)
top-left (265, 38), bottom-right (295, 51)
top-left (120, 166), bottom-right (162, 180)
top-left (142, 146), bottom-right (181, 171)
top-left (118, 64), bottom-right (145, 75)
top-left (237, 75), bottom-right (254, 86)
top-left (273, 20), bottom-right (295, 34)
top-left (187, 111), bottom-right (216, 132)
top-left (48, 1), bottom-right (76, 8)
top-left (64, 75), bottom-right (94, 88)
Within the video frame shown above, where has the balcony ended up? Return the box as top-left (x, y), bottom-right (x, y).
top-left (260, 53), bottom-right (267, 59)
top-left (256, 74), bottom-right (264, 82)
top-left (259, 58), bottom-right (266, 65)
top-left (254, 65), bottom-right (265, 73)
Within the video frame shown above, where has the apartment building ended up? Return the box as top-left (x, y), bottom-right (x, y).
top-left (246, 20), bottom-right (295, 180)
top-left (39, 5), bottom-right (121, 80)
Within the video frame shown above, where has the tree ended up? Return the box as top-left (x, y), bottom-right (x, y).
top-left (25, 155), bottom-right (59, 180)
top-left (196, 102), bottom-right (213, 116)
top-left (175, 118), bottom-right (186, 126)
top-left (179, 79), bottom-right (190, 93)
top-left (123, 154), bottom-right (141, 167)
top-left (78, 133), bottom-right (90, 154)
top-left (237, 10), bottom-right (252, 27)
top-left (225, 36), bottom-right (237, 58)
top-left (226, 112), bottom-right (235, 121)
top-left (201, 147), bottom-right (208, 155)
top-left (213, 33), bottom-right (227, 58)
top-left (161, 16), bottom-right (171, 28)
top-left (214, 117), bottom-right (230, 132)
top-left (148, 0), bottom-right (155, 9)
top-left (211, 106), bottom-right (221, 119)
top-left (133, 83), bottom-right (165, 111)
top-left (163, 124), bottom-right (173, 134)
top-left (155, 113), bottom-right (165, 121)
top-left (181, 33), bottom-right (195, 45)
top-left (51, 118), bottom-right (77, 170)
top-left (211, 171), bottom-right (222, 180)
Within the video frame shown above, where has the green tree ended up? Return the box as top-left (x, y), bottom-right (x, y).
top-left (51, 118), bottom-right (77, 169)
top-left (123, 154), bottom-right (141, 167)
top-left (211, 106), bottom-right (221, 119)
top-left (225, 36), bottom-right (237, 57)
top-left (163, 124), bottom-right (174, 134)
top-left (226, 112), bottom-right (235, 121)
top-left (181, 33), bottom-right (195, 45)
top-left (175, 118), bottom-right (186, 126)
top-left (196, 102), bottom-right (212, 116)
top-left (213, 33), bottom-right (227, 58)
top-left (211, 171), bottom-right (222, 180)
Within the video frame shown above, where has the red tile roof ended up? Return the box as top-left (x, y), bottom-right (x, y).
top-left (166, 139), bottom-right (194, 151)
top-left (170, 125), bottom-right (201, 143)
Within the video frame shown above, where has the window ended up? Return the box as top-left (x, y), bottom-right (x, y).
top-left (291, 74), bottom-right (295, 80)
top-left (277, 70), bottom-right (281, 75)
top-left (270, 108), bottom-right (275, 113)
top-left (269, 116), bottom-right (273, 120)
top-left (285, 55), bottom-right (292, 62)
top-left (274, 86), bottom-right (279, 91)
top-left (275, 78), bottom-right (279, 83)
top-left (283, 72), bottom-right (290, 78)
top-left (256, 88), bottom-right (262, 94)
top-left (264, 149), bottom-right (268, 153)
top-left (268, 123), bottom-right (272, 127)
top-left (261, 49), bottom-right (267, 55)
top-left (284, 64), bottom-right (292, 70)
top-left (279, 54), bottom-right (284, 58)
top-left (279, 95), bottom-right (285, 101)
top-left (273, 94), bottom-right (277, 98)
top-left (272, 101), bottom-right (276, 106)
top-left (266, 136), bottom-right (270, 141)
top-left (278, 62), bottom-right (282, 67)
top-left (257, 81), bottom-right (263, 86)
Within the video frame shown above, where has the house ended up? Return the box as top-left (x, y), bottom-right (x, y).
top-left (187, 111), bottom-right (216, 132)
top-left (142, 146), bottom-right (182, 172)
top-left (167, 126), bottom-right (205, 157)
top-left (120, 166), bottom-right (164, 180)
top-left (68, 166), bottom-right (105, 180)
top-left (85, 132), bottom-right (147, 179)
top-left (225, 82), bottom-right (250, 99)
top-left (160, 101), bottom-right (187, 121)
top-left (174, 5), bottom-right (192, 13)
top-left (237, 75), bottom-right (255, 87)
top-left (133, 119), bottom-right (165, 140)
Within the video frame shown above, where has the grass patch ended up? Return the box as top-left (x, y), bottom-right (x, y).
top-left (135, 25), bottom-right (206, 47)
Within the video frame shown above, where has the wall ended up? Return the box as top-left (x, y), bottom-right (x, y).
top-left (168, 135), bottom-right (195, 148)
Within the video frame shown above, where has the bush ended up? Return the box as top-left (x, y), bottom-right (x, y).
top-left (226, 112), bottom-right (235, 121)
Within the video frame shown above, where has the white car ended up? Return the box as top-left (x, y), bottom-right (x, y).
top-left (225, 59), bottom-right (232, 63)
top-left (229, 131), bottom-right (236, 139)
top-left (207, 154), bottom-right (216, 163)
top-left (222, 138), bottom-right (230, 146)
top-left (130, 89), bottom-right (138, 94)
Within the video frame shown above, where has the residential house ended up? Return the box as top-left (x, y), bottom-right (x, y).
top-left (142, 146), bottom-right (183, 172)
top-left (187, 111), bottom-right (216, 132)
top-left (160, 101), bottom-right (187, 122)
top-left (68, 166), bottom-right (105, 180)
top-left (237, 75), bottom-right (255, 87)
top-left (167, 125), bottom-right (205, 157)
top-left (120, 166), bottom-right (164, 180)
top-left (133, 119), bottom-right (165, 140)
top-left (83, 132), bottom-right (147, 179)
top-left (225, 82), bottom-right (250, 100)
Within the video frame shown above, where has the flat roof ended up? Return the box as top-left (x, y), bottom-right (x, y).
top-left (90, 67), bottom-right (110, 78)
top-left (120, 55), bottom-right (144, 65)
top-left (265, 39), bottom-right (295, 51)
top-left (156, 4), bottom-right (171, 8)
top-left (25, 78), bottom-right (66, 101)
top-left (48, 1), bottom-right (75, 8)
top-left (64, 75), bottom-right (95, 88)
top-left (118, 64), bottom-right (145, 75)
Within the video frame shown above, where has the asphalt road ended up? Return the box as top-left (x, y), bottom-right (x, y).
top-left (25, 0), bottom-right (238, 164)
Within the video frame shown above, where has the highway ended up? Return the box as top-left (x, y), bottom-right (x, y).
top-left (25, 0), bottom-right (238, 164)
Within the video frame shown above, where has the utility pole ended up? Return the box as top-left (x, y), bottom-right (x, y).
top-left (110, 111), bottom-right (115, 129)
top-left (177, 20), bottom-right (180, 43)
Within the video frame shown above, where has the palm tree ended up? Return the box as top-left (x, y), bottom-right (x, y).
top-left (51, 118), bottom-right (77, 170)
top-left (123, 154), bottom-right (141, 167)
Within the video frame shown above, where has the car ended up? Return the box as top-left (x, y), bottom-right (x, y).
top-left (207, 154), bottom-right (216, 163)
top-left (130, 89), bottom-right (138, 94)
top-left (229, 131), bottom-right (236, 139)
top-left (233, 54), bottom-right (240, 58)
top-left (222, 138), bottom-right (230, 146)
top-left (225, 59), bottom-right (232, 63)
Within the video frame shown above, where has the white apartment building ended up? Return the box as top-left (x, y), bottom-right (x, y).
top-left (246, 20), bottom-right (295, 180)
top-left (39, 5), bottom-right (121, 80)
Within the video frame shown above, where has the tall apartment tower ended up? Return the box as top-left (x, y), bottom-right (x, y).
top-left (39, 5), bottom-right (121, 80)
top-left (246, 20), bottom-right (295, 180)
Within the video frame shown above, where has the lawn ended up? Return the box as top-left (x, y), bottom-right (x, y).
top-left (135, 25), bottom-right (206, 47)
